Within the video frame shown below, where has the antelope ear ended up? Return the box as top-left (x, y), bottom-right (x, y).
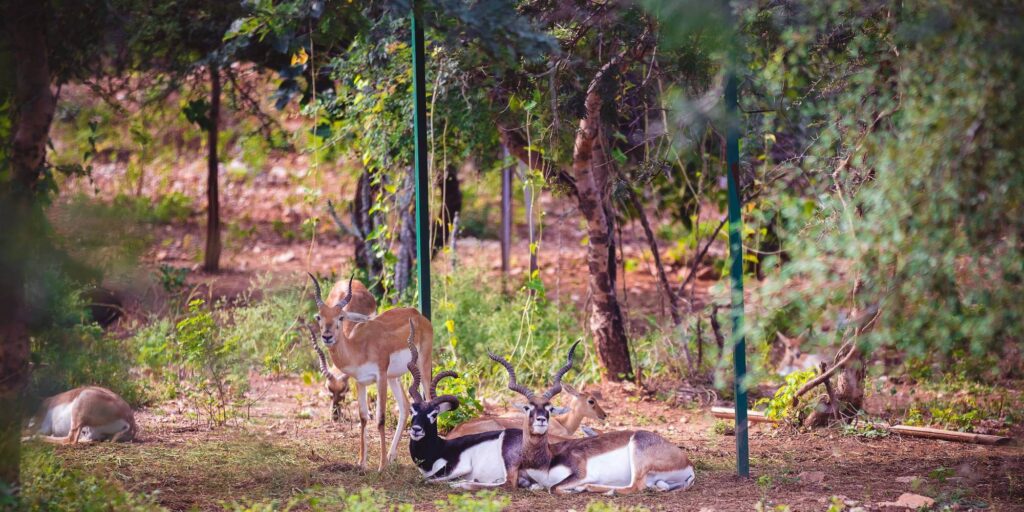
top-left (343, 312), bottom-right (370, 323)
top-left (515, 403), bottom-right (531, 413)
top-left (562, 383), bottom-right (579, 397)
top-left (437, 402), bottom-right (455, 413)
top-left (591, 390), bottom-right (603, 400)
top-left (550, 406), bottom-right (570, 415)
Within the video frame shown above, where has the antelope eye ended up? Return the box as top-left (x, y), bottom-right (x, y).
top-left (314, 314), bottom-right (322, 322)
top-left (588, 399), bottom-right (595, 405)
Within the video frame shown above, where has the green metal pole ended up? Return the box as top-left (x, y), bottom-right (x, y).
top-left (411, 1), bottom-right (431, 319)
top-left (725, 72), bottom-right (749, 477)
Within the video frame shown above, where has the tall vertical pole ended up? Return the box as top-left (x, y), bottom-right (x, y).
top-left (725, 72), bottom-right (749, 477)
top-left (411, 1), bottom-right (431, 319)
top-left (501, 147), bottom-right (512, 281)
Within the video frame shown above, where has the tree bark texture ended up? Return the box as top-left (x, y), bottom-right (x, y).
top-left (352, 170), bottom-right (383, 294)
top-left (432, 164), bottom-right (462, 256)
top-left (571, 59), bottom-right (633, 381)
top-left (394, 173), bottom-right (416, 297)
top-left (1, 0), bottom-right (55, 489)
top-left (203, 63), bottom-right (222, 272)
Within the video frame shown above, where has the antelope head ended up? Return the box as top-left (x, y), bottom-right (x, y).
top-left (405, 321), bottom-right (459, 441)
top-left (489, 340), bottom-right (580, 436)
top-left (307, 272), bottom-right (370, 346)
top-left (562, 383), bottom-right (607, 421)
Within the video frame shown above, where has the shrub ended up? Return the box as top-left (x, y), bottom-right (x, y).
top-left (14, 447), bottom-right (163, 512)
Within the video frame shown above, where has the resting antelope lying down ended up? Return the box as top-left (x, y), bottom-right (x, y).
top-left (25, 386), bottom-right (137, 444)
top-left (307, 274), bottom-right (434, 470)
top-left (490, 343), bottom-right (696, 494)
top-left (446, 383), bottom-right (606, 441)
top-left (404, 324), bottom-right (526, 490)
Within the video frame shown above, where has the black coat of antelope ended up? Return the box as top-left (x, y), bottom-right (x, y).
top-left (307, 273), bottom-right (434, 470)
top-left (403, 323), bottom-right (527, 490)
top-left (490, 343), bottom-right (696, 494)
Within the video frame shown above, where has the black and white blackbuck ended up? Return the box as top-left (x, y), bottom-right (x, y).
top-left (404, 322), bottom-right (526, 490)
top-left (490, 342), bottom-right (697, 494)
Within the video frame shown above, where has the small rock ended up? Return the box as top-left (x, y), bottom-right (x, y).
top-left (679, 416), bottom-right (689, 424)
top-left (277, 429), bottom-right (288, 435)
top-left (849, 507), bottom-right (866, 512)
top-left (273, 251), bottom-right (296, 263)
top-left (895, 476), bottom-right (919, 484)
top-left (798, 471), bottom-right (826, 484)
top-left (877, 492), bottom-right (935, 510)
top-left (156, 250), bottom-right (169, 260)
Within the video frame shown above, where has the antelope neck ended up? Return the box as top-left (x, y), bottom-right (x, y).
top-left (554, 406), bottom-right (584, 433)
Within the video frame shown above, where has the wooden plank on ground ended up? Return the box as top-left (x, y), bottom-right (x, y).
top-left (888, 425), bottom-right (1011, 445)
top-left (710, 406), bottom-right (779, 424)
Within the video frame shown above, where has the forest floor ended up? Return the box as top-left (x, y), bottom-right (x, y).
top-left (40, 373), bottom-right (1024, 511)
top-left (43, 161), bottom-right (1024, 511)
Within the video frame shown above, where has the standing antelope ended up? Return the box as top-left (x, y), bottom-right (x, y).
top-left (307, 273), bottom-right (433, 470)
top-left (404, 324), bottom-right (525, 490)
top-left (446, 382), bottom-right (606, 441)
top-left (305, 274), bottom-right (378, 421)
top-left (25, 386), bottom-right (137, 444)
top-left (490, 343), bottom-right (696, 494)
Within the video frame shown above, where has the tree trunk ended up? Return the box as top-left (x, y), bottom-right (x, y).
top-left (1, 0), bottom-right (55, 489)
top-left (352, 170), bottom-right (383, 294)
top-left (432, 164), bottom-right (462, 255)
top-left (203, 63), bottom-right (222, 272)
top-left (394, 172), bottom-right (416, 297)
top-left (572, 61), bottom-right (633, 381)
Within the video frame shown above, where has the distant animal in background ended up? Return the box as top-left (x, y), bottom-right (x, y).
top-left (25, 386), bottom-right (137, 444)
top-left (775, 332), bottom-right (825, 376)
top-left (305, 274), bottom-right (378, 422)
top-left (84, 286), bottom-right (122, 328)
top-left (447, 383), bottom-right (607, 441)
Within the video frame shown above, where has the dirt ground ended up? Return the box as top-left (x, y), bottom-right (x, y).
top-left (43, 373), bottom-right (1024, 511)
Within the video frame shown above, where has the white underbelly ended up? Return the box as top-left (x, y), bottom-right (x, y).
top-left (646, 466), bottom-right (695, 491)
top-left (525, 465), bottom-right (572, 488)
top-left (457, 433), bottom-right (508, 483)
top-left (40, 400), bottom-right (76, 437)
top-left (386, 349), bottom-right (412, 378)
top-left (582, 443), bottom-right (634, 487)
top-left (343, 362), bottom-right (380, 384)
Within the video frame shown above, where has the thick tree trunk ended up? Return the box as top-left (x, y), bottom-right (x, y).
top-left (1, 0), bottom-right (55, 489)
top-left (572, 61), bottom-right (633, 381)
top-left (203, 64), bottom-right (222, 272)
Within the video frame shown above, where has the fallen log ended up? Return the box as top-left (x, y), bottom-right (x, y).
top-left (888, 425), bottom-right (1011, 446)
top-left (710, 406), bottom-right (780, 424)
top-left (708, 408), bottom-right (1013, 445)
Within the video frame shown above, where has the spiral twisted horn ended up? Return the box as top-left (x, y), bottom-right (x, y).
top-left (488, 351), bottom-right (535, 400)
top-left (307, 272), bottom-right (325, 308)
top-left (304, 319), bottom-right (335, 383)
top-left (430, 370), bottom-right (458, 400)
top-left (405, 320), bottom-right (424, 403)
top-left (335, 273), bottom-right (355, 309)
top-left (429, 371), bottom-right (460, 412)
top-left (543, 339), bottom-right (581, 400)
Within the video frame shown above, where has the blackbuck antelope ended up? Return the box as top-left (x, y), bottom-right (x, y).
top-left (775, 332), bottom-right (825, 376)
top-left (307, 274), bottom-right (434, 470)
top-left (404, 325), bottom-right (526, 490)
top-left (490, 343), bottom-right (696, 494)
top-left (447, 382), bottom-right (606, 441)
top-left (304, 274), bottom-right (377, 421)
top-left (25, 386), bottom-right (137, 444)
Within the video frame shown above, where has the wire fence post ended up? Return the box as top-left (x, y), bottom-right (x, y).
top-left (725, 71), bottom-right (750, 478)
top-left (411, 0), bottom-right (431, 319)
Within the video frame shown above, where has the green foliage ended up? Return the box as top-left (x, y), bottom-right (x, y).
top-left (435, 490), bottom-right (509, 512)
top-left (223, 487), bottom-right (412, 512)
top-left (432, 359), bottom-right (484, 433)
top-left (154, 264), bottom-right (189, 295)
top-left (220, 284), bottom-right (312, 376)
top-left (754, 368), bottom-right (816, 423)
top-left (28, 276), bottom-right (149, 408)
top-left (112, 192), bottom-right (193, 225)
top-left (583, 501), bottom-right (651, 512)
top-left (16, 447), bottom-right (163, 512)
